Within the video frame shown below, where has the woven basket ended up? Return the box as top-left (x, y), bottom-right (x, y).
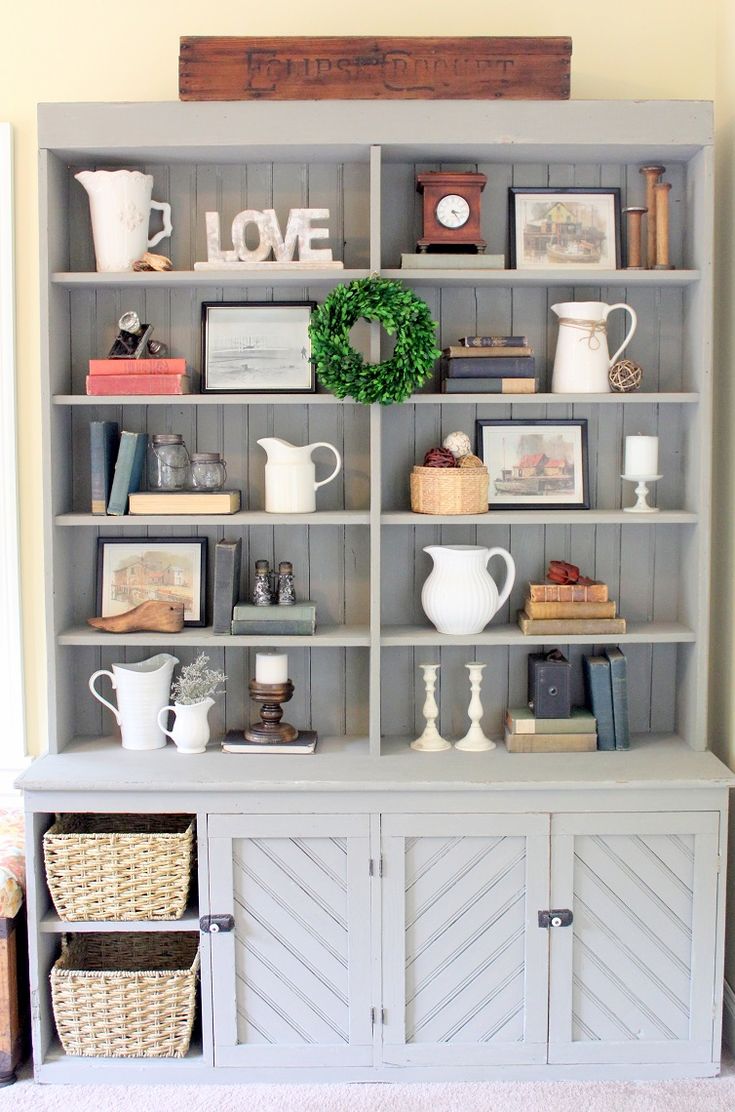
top-left (51, 932), bottom-right (200, 1058)
top-left (43, 814), bottom-right (195, 922)
top-left (410, 465), bottom-right (489, 515)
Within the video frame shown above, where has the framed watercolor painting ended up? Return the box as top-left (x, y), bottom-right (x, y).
top-left (508, 187), bottom-right (621, 270)
top-left (96, 537), bottom-right (207, 626)
top-left (476, 418), bottom-right (589, 510)
top-left (201, 300), bottom-right (316, 393)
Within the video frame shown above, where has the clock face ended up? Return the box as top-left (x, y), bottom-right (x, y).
top-left (435, 194), bottom-right (470, 229)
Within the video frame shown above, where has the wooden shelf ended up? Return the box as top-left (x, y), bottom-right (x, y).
top-left (380, 622), bottom-right (695, 647)
top-left (407, 391), bottom-right (699, 405)
top-left (40, 907), bottom-right (201, 933)
top-left (51, 268), bottom-right (371, 288)
top-left (57, 510), bottom-right (370, 527)
top-left (58, 624), bottom-right (371, 647)
top-left (382, 268), bottom-right (700, 287)
top-left (381, 510), bottom-right (696, 525)
top-left (53, 393), bottom-right (355, 406)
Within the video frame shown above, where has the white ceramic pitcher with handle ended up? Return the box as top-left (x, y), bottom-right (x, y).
top-left (258, 437), bottom-right (342, 513)
top-left (551, 301), bottom-right (637, 393)
top-left (157, 697), bottom-right (214, 755)
top-left (88, 653), bottom-right (178, 751)
top-left (421, 545), bottom-right (516, 635)
top-left (75, 170), bottom-right (173, 272)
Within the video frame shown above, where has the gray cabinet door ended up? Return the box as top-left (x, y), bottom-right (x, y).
top-left (381, 813), bottom-right (550, 1066)
top-left (548, 811), bottom-right (720, 1065)
top-left (208, 814), bottom-right (373, 1068)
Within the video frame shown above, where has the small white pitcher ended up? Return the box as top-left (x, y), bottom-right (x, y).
top-left (157, 698), bottom-right (215, 755)
top-left (551, 301), bottom-right (637, 393)
top-left (257, 437), bottom-right (342, 513)
top-left (89, 653), bottom-right (178, 751)
top-left (75, 170), bottom-right (173, 272)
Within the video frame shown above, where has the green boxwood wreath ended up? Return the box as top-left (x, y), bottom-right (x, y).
top-left (308, 277), bottom-right (441, 404)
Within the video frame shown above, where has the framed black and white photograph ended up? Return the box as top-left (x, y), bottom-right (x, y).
top-left (508, 187), bottom-right (621, 270)
top-left (476, 419), bottom-right (589, 510)
top-left (96, 537), bottom-right (207, 626)
top-left (201, 300), bottom-right (316, 393)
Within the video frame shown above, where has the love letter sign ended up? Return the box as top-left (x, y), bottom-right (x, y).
top-left (193, 208), bottom-right (344, 269)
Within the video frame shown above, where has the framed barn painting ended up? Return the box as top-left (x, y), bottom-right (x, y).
top-left (476, 418), bottom-right (589, 510)
top-left (96, 537), bottom-right (207, 626)
top-left (508, 187), bottom-right (621, 270)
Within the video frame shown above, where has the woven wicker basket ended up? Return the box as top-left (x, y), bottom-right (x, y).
top-left (51, 933), bottom-right (200, 1058)
top-left (43, 814), bottom-right (195, 922)
top-left (410, 465), bottom-right (489, 515)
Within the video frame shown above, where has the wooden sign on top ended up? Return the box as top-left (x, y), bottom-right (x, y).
top-left (179, 36), bottom-right (572, 102)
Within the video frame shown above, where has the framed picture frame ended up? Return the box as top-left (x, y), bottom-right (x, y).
top-left (476, 418), bottom-right (589, 510)
top-left (96, 537), bottom-right (207, 627)
top-left (201, 300), bottom-right (316, 393)
top-left (508, 187), bottom-right (621, 270)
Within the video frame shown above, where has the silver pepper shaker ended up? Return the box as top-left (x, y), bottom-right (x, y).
top-left (252, 560), bottom-right (274, 607)
top-left (276, 561), bottom-right (296, 606)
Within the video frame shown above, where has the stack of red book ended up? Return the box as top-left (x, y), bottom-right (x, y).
top-left (85, 358), bottom-right (192, 396)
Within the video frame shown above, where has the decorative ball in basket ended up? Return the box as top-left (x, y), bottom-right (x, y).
top-left (410, 431), bottom-right (488, 515)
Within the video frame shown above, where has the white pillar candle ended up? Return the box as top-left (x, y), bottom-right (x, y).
top-left (255, 651), bottom-right (288, 684)
top-left (624, 434), bottom-right (658, 476)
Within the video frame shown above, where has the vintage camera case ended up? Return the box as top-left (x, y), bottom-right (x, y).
top-left (527, 649), bottom-right (572, 718)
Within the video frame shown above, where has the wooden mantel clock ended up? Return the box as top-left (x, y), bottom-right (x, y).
top-left (416, 171), bottom-right (487, 252)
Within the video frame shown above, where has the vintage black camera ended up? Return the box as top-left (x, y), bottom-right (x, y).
top-left (527, 650), bottom-right (571, 718)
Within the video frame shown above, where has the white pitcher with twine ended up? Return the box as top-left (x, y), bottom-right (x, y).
top-left (551, 301), bottom-right (637, 393)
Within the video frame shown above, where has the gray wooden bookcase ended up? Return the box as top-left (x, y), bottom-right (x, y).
top-left (19, 99), bottom-right (735, 1083)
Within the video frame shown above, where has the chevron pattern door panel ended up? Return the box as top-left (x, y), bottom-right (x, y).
top-left (381, 814), bottom-right (550, 1066)
top-left (209, 815), bottom-right (373, 1067)
top-left (548, 812), bottom-right (720, 1065)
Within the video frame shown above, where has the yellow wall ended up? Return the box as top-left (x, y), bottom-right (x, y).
top-left (7, 0), bottom-right (735, 967)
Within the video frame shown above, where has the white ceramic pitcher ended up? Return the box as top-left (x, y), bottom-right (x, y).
top-left (551, 301), bottom-right (637, 393)
top-left (88, 653), bottom-right (178, 751)
top-left (258, 437), bottom-right (342, 513)
top-left (157, 698), bottom-right (214, 755)
top-left (421, 545), bottom-right (516, 635)
top-left (75, 170), bottom-right (173, 272)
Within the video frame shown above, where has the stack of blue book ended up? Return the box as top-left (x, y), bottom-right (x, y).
top-left (440, 335), bottom-right (537, 394)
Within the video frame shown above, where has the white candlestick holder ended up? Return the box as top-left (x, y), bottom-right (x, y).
top-left (411, 664), bottom-right (451, 752)
top-left (455, 662), bottom-right (496, 752)
top-left (621, 473), bottom-right (662, 513)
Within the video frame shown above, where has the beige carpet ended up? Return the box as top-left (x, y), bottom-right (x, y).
top-left (3, 1056), bottom-right (735, 1112)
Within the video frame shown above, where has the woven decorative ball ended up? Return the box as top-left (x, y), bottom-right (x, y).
top-left (423, 446), bottom-right (457, 468)
top-left (609, 358), bottom-right (643, 392)
top-left (458, 453), bottom-right (484, 469)
top-left (442, 431), bottom-right (472, 459)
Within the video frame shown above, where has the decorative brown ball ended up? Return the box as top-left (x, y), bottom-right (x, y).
top-left (423, 446), bottom-right (457, 468)
top-left (609, 358), bottom-right (643, 392)
top-left (458, 453), bottom-right (485, 469)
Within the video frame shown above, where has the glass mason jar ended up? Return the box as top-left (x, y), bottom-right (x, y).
top-left (189, 452), bottom-right (227, 491)
top-left (147, 433), bottom-right (190, 490)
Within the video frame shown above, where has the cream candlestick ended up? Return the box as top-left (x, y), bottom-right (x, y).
top-left (411, 664), bottom-right (450, 752)
top-left (255, 651), bottom-right (288, 684)
top-left (455, 662), bottom-right (495, 752)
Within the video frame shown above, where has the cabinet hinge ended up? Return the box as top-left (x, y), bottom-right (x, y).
top-left (31, 988), bottom-right (39, 1023)
top-left (371, 1007), bottom-right (385, 1030)
top-left (369, 856), bottom-right (384, 877)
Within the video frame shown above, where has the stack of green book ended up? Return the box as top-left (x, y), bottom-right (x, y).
top-left (231, 601), bottom-right (316, 636)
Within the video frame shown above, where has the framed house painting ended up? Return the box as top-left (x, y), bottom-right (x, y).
top-left (508, 187), bottom-right (621, 270)
top-left (476, 418), bottom-right (589, 510)
top-left (96, 537), bottom-right (207, 626)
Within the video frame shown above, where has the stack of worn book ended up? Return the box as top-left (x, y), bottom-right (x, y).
top-left (504, 706), bottom-right (598, 752)
top-left (86, 356), bottom-right (192, 396)
top-left (440, 334), bottom-right (537, 394)
top-left (517, 579), bottom-right (627, 636)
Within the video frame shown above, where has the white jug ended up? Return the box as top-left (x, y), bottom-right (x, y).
top-left (88, 653), bottom-right (178, 751)
top-left (75, 170), bottom-right (173, 272)
top-left (421, 545), bottom-right (516, 635)
top-left (258, 437), bottom-right (342, 513)
top-left (157, 698), bottom-right (215, 755)
top-left (551, 301), bottom-right (637, 393)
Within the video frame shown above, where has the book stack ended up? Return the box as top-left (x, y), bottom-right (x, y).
top-left (504, 706), bottom-right (597, 753)
top-left (231, 602), bottom-right (317, 636)
top-left (440, 335), bottom-right (537, 394)
top-left (517, 580), bottom-right (627, 636)
top-left (86, 357), bottom-right (192, 396)
top-left (583, 648), bottom-right (630, 751)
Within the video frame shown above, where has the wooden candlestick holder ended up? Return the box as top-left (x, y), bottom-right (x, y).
top-left (245, 679), bottom-right (298, 743)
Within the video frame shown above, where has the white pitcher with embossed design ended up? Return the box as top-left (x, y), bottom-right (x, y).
top-left (421, 545), bottom-right (515, 636)
top-left (551, 301), bottom-right (637, 393)
top-left (75, 170), bottom-right (173, 272)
